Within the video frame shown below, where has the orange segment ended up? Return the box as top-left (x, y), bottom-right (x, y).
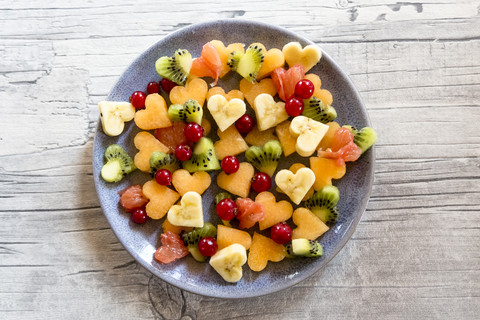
top-left (217, 162), bottom-right (254, 198)
top-left (275, 120), bottom-right (297, 156)
top-left (133, 131), bottom-right (170, 172)
top-left (169, 78), bottom-right (208, 106)
top-left (134, 93), bottom-right (171, 130)
top-left (244, 126), bottom-right (278, 147)
top-left (318, 122), bottom-right (341, 151)
top-left (216, 225), bottom-right (252, 250)
top-left (171, 169), bottom-right (211, 196)
top-left (207, 87), bottom-right (244, 102)
top-left (292, 208), bottom-right (329, 240)
top-left (142, 180), bottom-right (180, 220)
top-left (248, 232), bottom-right (286, 272)
top-left (214, 125), bottom-right (249, 160)
top-left (309, 157), bottom-right (346, 191)
top-left (209, 40), bottom-right (245, 78)
top-left (255, 192), bottom-right (293, 230)
top-left (239, 78), bottom-right (277, 107)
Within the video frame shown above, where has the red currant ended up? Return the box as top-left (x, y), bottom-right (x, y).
top-left (216, 198), bottom-right (237, 221)
top-left (160, 78), bottom-right (177, 93)
top-left (131, 208), bottom-right (148, 224)
top-left (147, 81), bottom-right (161, 94)
top-left (198, 237), bottom-right (218, 257)
top-left (294, 79), bottom-right (315, 99)
top-left (184, 122), bottom-right (204, 143)
top-left (175, 144), bottom-right (192, 161)
top-left (131, 91), bottom-right (147, 109)
top-left (235, 114), bottom-right (255, 135)
top-left (221, 156), bottom-right (240, 174)
top-left (155, 169), bottom-right (172, 185)
top-left (251, 172), bottom-right (272, 193)
top-left (285, 96), bottom-right (304, 117)
top-left (270, 222), bottom-right (292, 244)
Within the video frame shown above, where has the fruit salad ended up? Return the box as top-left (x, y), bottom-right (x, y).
top-left (98, 40), bottom-right (377, 283)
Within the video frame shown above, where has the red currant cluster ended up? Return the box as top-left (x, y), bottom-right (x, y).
top-left (284, 79), bottom-right (315, 117)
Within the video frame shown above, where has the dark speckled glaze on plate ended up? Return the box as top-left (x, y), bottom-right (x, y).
top-left (92, 19), bottom-right (375, 299)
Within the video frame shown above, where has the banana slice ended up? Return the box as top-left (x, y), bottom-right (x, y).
top-left (282, 42), bottom-right (322, 72)
top-left (99, 101), bottom-right (135, 136)
top-left (167, 191), bottom-right (204, 228)
top-left (275, 167), bottom-right (316, 205)
top-left (290, 116), bottom-right (329, 157)
top-left (207, 94), bottom-right (246, 132)
top-left (253, 93), bottom-right (288, 131)
top-left (209, 244), bottom-right (247, 283)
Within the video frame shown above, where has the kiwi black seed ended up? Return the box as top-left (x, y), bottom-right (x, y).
top-left (302, 97), bottom-right (337, 124)
top-left (181, 222), bottom-right (217, 262)
top-left (182, 137), bottom-right (220, 172)
top-left (149, 151), bottom-right (179, 175)
top-left (155, 49), bottom-right (192, 85)
top-left (305, 185), bottom-right (340, 224)
top-left (245, 140), bottom-right (282, 177)
top-left (100, 144), bottom-right (136, 183)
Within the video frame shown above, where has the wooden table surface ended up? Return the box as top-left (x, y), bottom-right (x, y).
top-left (1, 1), bottom-right (479, 319)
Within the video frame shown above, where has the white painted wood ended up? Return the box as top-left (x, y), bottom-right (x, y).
top-left (1, 0), bottom-right (479, 319)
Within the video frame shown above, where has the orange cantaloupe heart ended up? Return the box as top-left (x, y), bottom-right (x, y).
top-left (248, 232), bottom-right (286, 272)
top-left (216, 224), bottom-right (252, 250)
top-left (142, 180), bottom-right (180, 220)
top-left (133, 131), bottom-right (170, 172)
top-left (171, 169), bottom-right (211, 196)
top-left (217, 162), bottom-right (254, 198)
top-left (291, 207), bottom-right (329, 240)
top-left (255, 192), bottom-right (293, 230)
top-left (134, 94), bottom-right (172, 130)
top-left (214, 125), bottom-right (249, 160)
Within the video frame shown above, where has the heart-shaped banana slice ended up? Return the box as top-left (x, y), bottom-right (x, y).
top-left (275, 167), bottom-right (316, 205)
top-left (98, 101), bottom-right (135, 136)
top-left (282, 42), bottom-right (322, 72)
top-left (207, 94), bottom-right (246, 132)
top-left (167, 191), bottom-right (204, 228)
top-left (209, 243), bottom-right (247, 283)
top-left (253, 93), bottom-right (288, 131)
top-left (290, 116), bottom-right (329, 157)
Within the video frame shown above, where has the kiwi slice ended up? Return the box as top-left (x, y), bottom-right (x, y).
top-left (354, 127), bottom-right (377, 153)
top-left (181, 222), bottom-right (217, 262)
top-left (227, 44), bottom-right (265, 83)
top-left (290, 239), bottom-right (323, 258)
top-left (245, 140), bottom-right (282, 177)
top-left (155, 49), bottom-right (192, 85)
top-left (149, 151), bottom-right (179, 175)
top-left (168, 99), bottom-right (203, 124)
top-left (302, 97), bottom-right (337, 124)
top-left (100, 144), bottom-right (136, 183)
top-left (215, 192), bottom-right (233, 205)
top-left (305, 185), bottom-right (340, 224)
top-left (182, 137), bottom-right (220, 172)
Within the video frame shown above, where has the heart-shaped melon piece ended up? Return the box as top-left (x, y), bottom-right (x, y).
top-left (167, 191), bottom-right (204, 228)
top-left (209, 243), bottom-right (247, 283)
top-left (162, 219), bottom-right (193, 235)
top-left (244, 126), bottom-right (278, 147)
top-left (170, 78), bottom-right (208, 106)
top-left (275, 167), bottom-right (316, 205)
top-left (217, 162), bottom-right (254, 198)
top-left (98, 101), bottom-right (135, 136)
top-left (142, 180), bottom-right (180, 220)
top-left (253, 93), bottom-right (288, 131)
top-left (207, 87), bottom-right (244, 102)
top-left (292, 208), bottom-right (329, 240)
top-left (283, 42), bottom-right (322, 72)
top-left (171, 169), bottom-right (211, 196)
top-left (255, 192), bottom-right (293, 230)
top-left (133, 131), bottom-right (170, 172)
top-left (207, 94), bottom-right (246, 132)
top-left (309, 157), bottom-right (346, 191)
top-left (275, 120), bottom-right (297, 157)
top-left (290, 116), bottom-right (329, 157)
top-left (134, 94), bottom-right (172, 130)
top-left (214, 125), bottom-right (248, 160)
top-left (239, 78), bottom-right (277, 107)
top-left (248, 232), bottom-right (286, 272)
top-left (217, 224), bottom-right (252, 250)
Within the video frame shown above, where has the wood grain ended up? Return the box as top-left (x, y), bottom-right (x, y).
top-left (1, 0), bottom-right (479, 319)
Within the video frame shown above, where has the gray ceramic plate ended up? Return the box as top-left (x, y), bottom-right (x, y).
top-left (92, 19), bottom-right (374, 298)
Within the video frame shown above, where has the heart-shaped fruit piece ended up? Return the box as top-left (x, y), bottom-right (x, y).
top-left (244, 126), bottom-right (278, 147)
top-left (275, 163), bottom-right (314, 201)
top-left (290, 116), bottom-right (329, 157)
top-left (255, 192), bottom-right (293, 230)
top-left (239, 78), bottom-right (277, 107)
top-left (309, 157), bottom-right (346, 191)
top-left (305, 185), bottom-right (341, 224)
top-left (275, 167), bottom-right (316, 205)
top-left (275, 120), bottom-right (297, 156)
top-left (98, 101), bottom-right (135, 136)
top-left (207, 94), bottom-right (246, 132)
top-left (189, 42), bottom-right (222, 85)
top-left (282, 42), bottom-right (322, 72)
top-left (235, 197), bottom-right (265, 229)
top-left (251, 43), bottom-right (285, 80)
top-left (292, 208), bottom-right (329, 240)
top-left (167, 191), bottom-right (204, 228)
top-left (247, 232), bottom-right (286, 272)
top-left (209, 40), bottom-right (245, 78)
top-left (170, 78), bottom-right (208, 106)
top-left (155, 49), bottom-right (192, 85)
top-left (245, 140), bottom-right (282, 177)
top-left (207, 87), bottom-right (244, 102)
top-left (167, 99), bottom-right (203, 124)
top-left (171, 169), bottom-right (211, 196)
top-left (217, 162), bottom-right (254, 198)
top-left (271, 65), bottom-right (305, 101)
top-left (209, 243), bottom-right (247, 283)
top-left (133, 131), bottom-right (170, 172)
top-left (142, 180), bottom-right (180, 219)
top-left (217, 225), bottom-right (252, 250)
top-left (214, 125), bottom-right (248, 160)
top-left (228, 44), bottom-right (265, 83)
top-left (162, 219), bottom-right (193, 235)
top-left (134, 94), bottom-right (172, 130)
top-left (253, 93), bottom-right (288, 131)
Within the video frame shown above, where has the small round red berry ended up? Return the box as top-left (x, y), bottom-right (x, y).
top-left (270, 222), bottom-right (292, 244)
top-left (146, 81), bottom-right (161, 94)
top-left (175, 144), bottom-right (192, 161)
top-left (251, 172), bottom-right (272, 193)
top-left (285, 96), bottom-right (304, 117)
top-left (295, 79), bottom-right (315, 99)
top-left (184, 122), bottom-right (204, 143)
top-left (131, 208), bottom-right (148, 224)
top-left (160, 78), bottom-right (177, 93)
top-left (235, 114), bottom-right (255, 135)
top-left (131, 91), bottom-right (147, 109)
top-left (221, 156), bottom-right (240, 174)
top-left (198, 237), bottom-right (218, 257)
top-left (216, 198), bottom-right (237, 221)
top-left (154, 169), bottom-right (172, 186)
